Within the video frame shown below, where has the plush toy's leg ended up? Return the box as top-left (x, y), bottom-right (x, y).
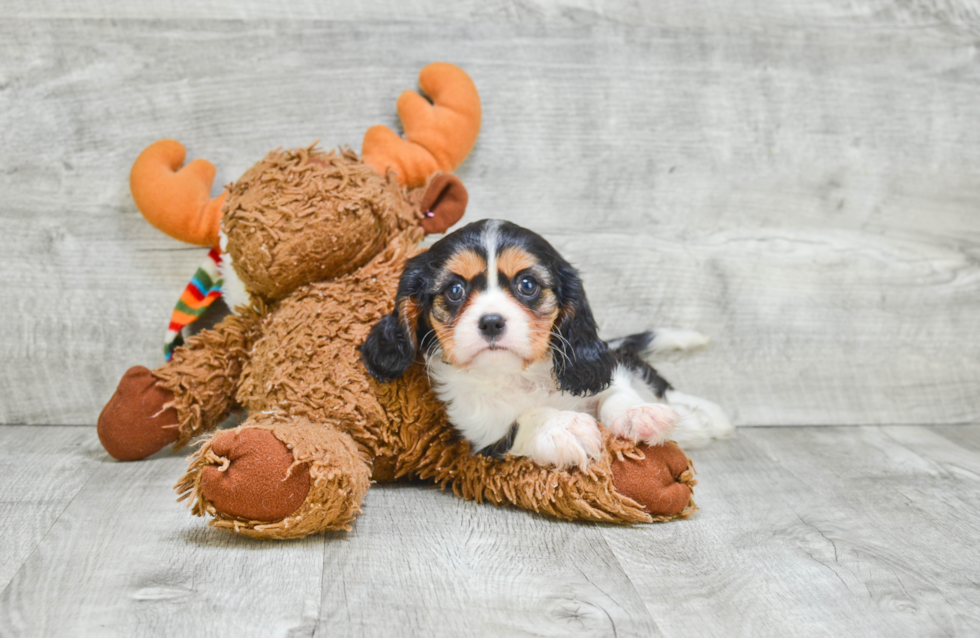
top-left (175, 415), bottom-right (371, 539)
top-left (403, 423), bottom-right (695, 524)
top-left (608, 440), bottom-right (697, 519)
top-left (97, 312), bottom-right (257, 461)
top-left (98, 365), bottom-right (181, 461)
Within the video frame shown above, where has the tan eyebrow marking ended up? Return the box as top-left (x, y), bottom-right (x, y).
top-left (497, 246), bottom-right (538, 279)
top-left (445, 248), bottom-right (486, 281)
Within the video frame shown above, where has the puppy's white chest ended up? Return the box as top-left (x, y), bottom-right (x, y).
top-left (428, 356), bottom-right (589, 450)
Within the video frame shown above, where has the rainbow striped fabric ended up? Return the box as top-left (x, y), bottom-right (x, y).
top-left (164, 247), bottom-right (224, 360)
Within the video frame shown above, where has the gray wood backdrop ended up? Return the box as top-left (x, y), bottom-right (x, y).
top-left (2, 0), bottom-right (978, 428)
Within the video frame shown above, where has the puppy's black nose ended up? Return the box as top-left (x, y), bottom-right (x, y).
top-left (478, 314), bottom-right (506, 340)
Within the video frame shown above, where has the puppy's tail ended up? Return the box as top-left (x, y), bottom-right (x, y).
top-left (606, 328), bottom-right (710, 358)
top-left (606, 328), bottom-right (711, 400)
top-left (608, 329), bottom-right (733, 448)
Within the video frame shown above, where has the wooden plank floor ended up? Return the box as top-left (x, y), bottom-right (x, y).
top-left (2, 425), bottom-right (979, 637)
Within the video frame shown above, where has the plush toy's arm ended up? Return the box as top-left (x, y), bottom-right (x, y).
top-left (376, 366), bottom-right (696, 524)
top-left (98, 308), bottom-right (261, 461)
top-left (406, 427), bottom-right (695, 524)
top-left (153, 308), bottom-right (260, 447)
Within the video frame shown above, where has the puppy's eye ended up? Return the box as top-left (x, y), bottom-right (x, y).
top-left (517, 277), bottom-right (539, 297)
top-left (446, 282), bottom-right (465, 303)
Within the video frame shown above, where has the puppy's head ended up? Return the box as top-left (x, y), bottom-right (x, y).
top-left (361, 220), bottom-right (614, 395)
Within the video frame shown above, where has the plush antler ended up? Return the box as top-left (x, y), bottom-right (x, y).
top-left (362, 62), bottom-right (481, 188)
top-left (130, 140), bottom-right (227, 247)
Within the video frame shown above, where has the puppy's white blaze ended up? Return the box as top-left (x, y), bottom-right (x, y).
top-left (453, 288), bottom-right (534, 365)
top-left (481, 219), bottom-right (501, 292)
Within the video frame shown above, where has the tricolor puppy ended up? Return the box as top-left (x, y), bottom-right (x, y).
top-left (361, 220), bottom-right (731, 469)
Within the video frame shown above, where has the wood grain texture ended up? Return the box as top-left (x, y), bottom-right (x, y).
top-left (2, 425), bottom-right (980, 636)
top-left (601, 425), bottom-right (980, 636)
top-left (5, 0), bottom-right (980, 31)
top-left (316, 484), bottom-right (659, 637)
top-left (0, 426), bottom-right (100, 593)
top-left (0, 442), bottom-right (324, 637)
top-left (1, 6), bottom-right (978, 426)
top-left (931, 424), bottom-right (980, 454)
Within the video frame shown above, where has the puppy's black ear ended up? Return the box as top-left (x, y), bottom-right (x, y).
top-left (552, 263), bottom-right (615, 396)
top-left (360, 312), bottom-right (416, 382)
top-left (361, 254), bottom-right (430, 382)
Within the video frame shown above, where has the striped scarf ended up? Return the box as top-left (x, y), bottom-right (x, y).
top-left (164, 247), bottom-right (224, 360)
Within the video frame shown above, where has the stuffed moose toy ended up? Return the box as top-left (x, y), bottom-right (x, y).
top-left (97, 63), bottom-right (697, 539)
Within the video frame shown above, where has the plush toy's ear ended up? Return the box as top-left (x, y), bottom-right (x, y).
top-left (420, 174), bottom-right (468, 235)
top-left (551, 263), bottom-right (615, 396)
top-left (360, 253), bottom-right (430, 382)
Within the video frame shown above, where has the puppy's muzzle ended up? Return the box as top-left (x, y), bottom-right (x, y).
top-left (478, 314), bottom-right (506, 341)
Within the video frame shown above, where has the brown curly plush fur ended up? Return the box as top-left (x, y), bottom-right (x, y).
top-left (224, 147), bottom-right (421, 301)
top-left (95, 65), bottom-right (699, 539)
top-left (158, 148), bottom-right (696, 539)
top-left (97, 142), bottom-right (696, 539)
top-left (154, 307), bottom-right (261, 449)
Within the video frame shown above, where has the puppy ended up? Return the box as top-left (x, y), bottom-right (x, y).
top-left (361, 220), bottom-right (731, 469)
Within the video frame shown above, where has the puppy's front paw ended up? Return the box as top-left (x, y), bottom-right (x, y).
top-left (608, 403), bottom-right (677, 446)
top-left (531, 411), bottom-right (602, 470)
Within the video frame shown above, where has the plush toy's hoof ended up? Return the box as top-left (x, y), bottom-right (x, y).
top-left (98, 366), bottom-right (180, 461)
top-left (610, 441), bottom-right (695, 518)
top-left (200, 429), bottom-right (311, 522)
top-left (178, 419), bottom-right (372, 538)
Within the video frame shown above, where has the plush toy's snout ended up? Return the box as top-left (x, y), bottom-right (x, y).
top-left (221, 150), bottom-right (473, 302)
top-left (220, 147), bottom-right (416, 301)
